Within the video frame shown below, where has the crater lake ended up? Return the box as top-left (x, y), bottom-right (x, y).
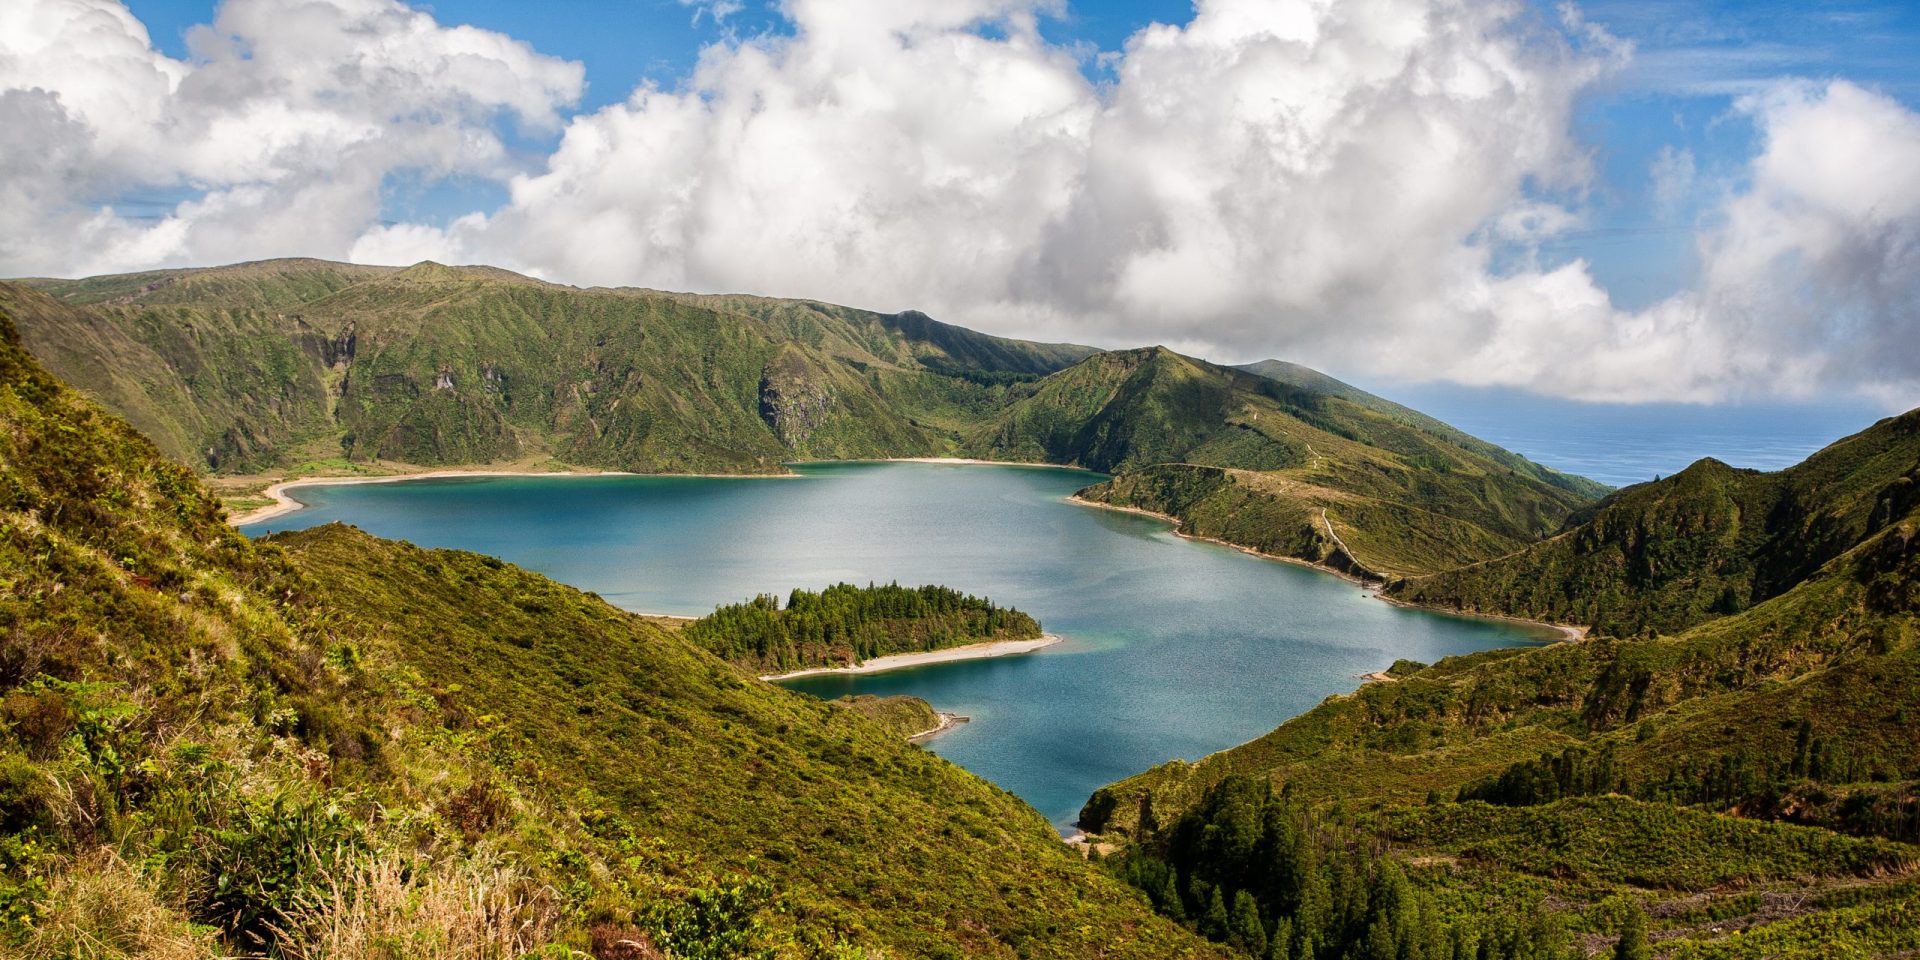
top-left (242, 461), bottom-right (1557, 828)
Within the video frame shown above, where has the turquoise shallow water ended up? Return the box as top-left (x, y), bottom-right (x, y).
top-left (242, 462), bottom-right (1553, 829)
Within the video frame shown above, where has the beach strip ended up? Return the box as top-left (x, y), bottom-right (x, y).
top-left (226, 466), bottom-right (809, 527)
top-left (228, 470), bottom-right (640, 526)
top-left (760, 634), bottom-right (1063, 682)
top-left (907, 712), bottom-right (971, 743)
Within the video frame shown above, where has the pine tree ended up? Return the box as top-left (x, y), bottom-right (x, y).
top-left (1612, 899), bottom-right (1650, 960)
top-left (1267, 918), bottom-right (1293, 960)
top-left (1202, 886), bottom-right (1230, 942)
top-left (1230, 890), bottom-right (1268, 957)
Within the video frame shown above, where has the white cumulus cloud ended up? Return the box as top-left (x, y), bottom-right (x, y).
top-left (5, 0), bottom-right (1918, 407)
top-left (1426, 80), bottom-right (1920, 405)
top-left (0, 0), bottom-right (582, 276)
top-left (356, 0), bottom-right (1616, 369)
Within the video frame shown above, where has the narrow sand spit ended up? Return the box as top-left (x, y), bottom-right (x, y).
top-left (760, 635), bottom-right (1063, 681)
top-left (227, 467), bottom-right (801, 526)
top-left (908, 712), bottom-right (971, 743)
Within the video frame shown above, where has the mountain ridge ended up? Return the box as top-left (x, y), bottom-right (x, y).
top-left (1385, 408), bottom-right (1920, 635)
top-left (2, 257), bottom-right (1605, 579)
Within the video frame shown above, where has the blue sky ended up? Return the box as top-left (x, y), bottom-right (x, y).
top-left (118, 0), bottom-right (1920, 312)
top-left (9, 0), bottom-right (1917, 440)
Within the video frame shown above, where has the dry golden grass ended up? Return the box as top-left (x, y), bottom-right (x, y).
top-left (277, 850), bottom-right (561, 960)
top-left (17, 851), bottom-right (218, 960)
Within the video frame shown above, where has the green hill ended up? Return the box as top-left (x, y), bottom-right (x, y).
top-left (1387, 410), bottom-right (1920, 636)
top-left (0, 305), bottom-right (1219, 957)
top-left (4, 261), bottom-right (1095, 475)
top-left (1056, 351), bottom-right (1606, 577)
top-left (1078, 430), bottom-right (1920, 954)
top-left (3, 258), bottom-right (1603, 583)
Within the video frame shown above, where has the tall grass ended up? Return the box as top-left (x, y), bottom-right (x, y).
top-left (278, 851), bottom-right (562, 960)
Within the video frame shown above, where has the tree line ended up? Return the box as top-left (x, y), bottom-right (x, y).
top-left (683, 582), bottom-right (1040, 672)
top-left (1107, 776), bottom-right (1587, 960)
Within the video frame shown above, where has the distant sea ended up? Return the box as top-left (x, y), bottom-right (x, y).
top-left (1377, 385), bottom-right (1893, 489)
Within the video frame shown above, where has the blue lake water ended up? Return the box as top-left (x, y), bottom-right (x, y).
top-left (243, 462), bottom-right (1556, 829)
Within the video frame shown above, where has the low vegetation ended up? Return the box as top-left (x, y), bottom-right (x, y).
top-left (1081, 410), bottom-right (1920, 955)
top-left (832, 695), bottom-right (945, 739)
top-left (3, 258), bottom-right (1602, 584)
top-left (0, 305), bottom-right (1219, 958)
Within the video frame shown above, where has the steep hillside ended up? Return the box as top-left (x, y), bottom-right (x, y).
top-left (1079, 485), bottom-right (1920, 954)
top-left (1236, 358), bottom-right (1606, 491)
top-left (1047, 350), bottom-right (1605, 577)
top-left (0, 305), bottom-right (1219, 957)
top-left (4, 258), bottom-right (1605, 580)
top-left (1388, 410), bottom-right (1920, 635)
top-left (0, 260), bottom-right (1090, 475)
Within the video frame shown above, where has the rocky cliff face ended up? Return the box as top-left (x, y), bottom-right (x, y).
top-left (758, 347), bottom-right (838, 448)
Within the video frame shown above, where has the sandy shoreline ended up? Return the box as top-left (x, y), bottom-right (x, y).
top-left (907, 712), bottom-right (971, 743)
top-left (228, 458), bottom-right (1085, 527)
top-left (227, 470), bottom-right (637, 526)
top-left (760, 634), bottom-right (1063, 681)
top-left (1068, 494), bottom-right (1377, 586)
top-left (1067, 494), bottom-right (1587, 643)
top-left (227, 467), bottom-right (805, 527)
top-left (1373, 594), bottom-right (1587, 643)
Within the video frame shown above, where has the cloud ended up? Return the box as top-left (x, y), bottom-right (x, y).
top-left (5, 0), bottom-right (1918, 407)
top-left (1649, 145), bottom-right (1695, 216)
top-left (0, 0), bottom-right (582, 276)
top-left (1430, 80), bottom-right (1920, 405)
top-left (354, 0), bottom-right (1616, 368)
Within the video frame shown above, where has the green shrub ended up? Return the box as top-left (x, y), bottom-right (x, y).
top-left (187, 790), bottom-right (364, 950)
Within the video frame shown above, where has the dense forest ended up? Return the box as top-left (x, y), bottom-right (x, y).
top-left (682, 582), bottom-right (1041, 673)
top-left (1106, 777), bottom-right (1584, 960)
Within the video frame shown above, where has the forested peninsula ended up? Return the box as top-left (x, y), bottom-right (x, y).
top-left (682, 582), bottom-right (1043, 675)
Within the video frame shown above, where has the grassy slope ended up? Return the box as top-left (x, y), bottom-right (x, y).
top-left (4, 259), bottom-right (1604, 579)
top-left (1048, 350), bottom-right (1605, 577)
top-left (1389, 410), bottom-right (1920, 636)
top-left (0, 303), bottom-right (1218, 958)
top-left (1081, 490), bottom-right (1920, 952)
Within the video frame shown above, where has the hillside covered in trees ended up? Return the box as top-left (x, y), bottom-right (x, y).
top-left (682, 582), bottom-right (1041, 674)
top-left (1386, 411), bottom-right (1920, 636)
